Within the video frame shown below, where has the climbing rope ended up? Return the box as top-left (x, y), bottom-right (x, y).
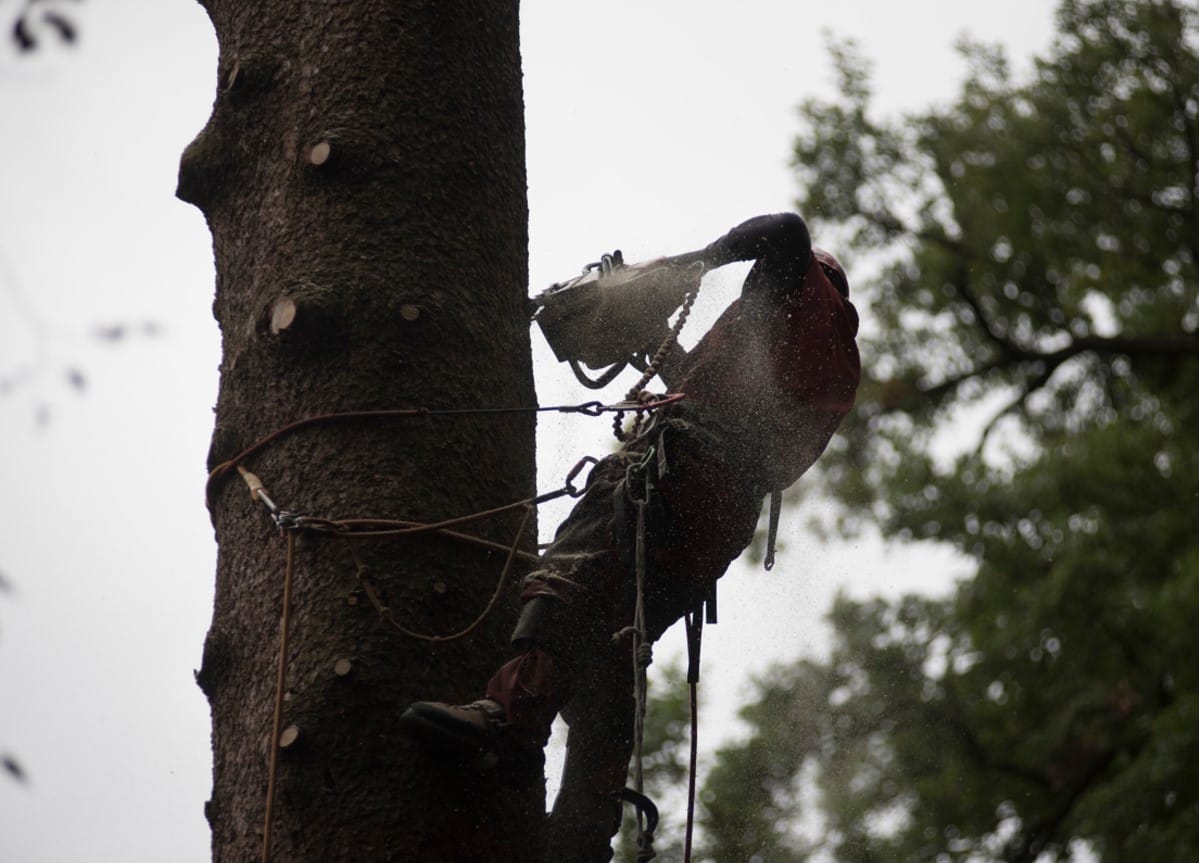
top-left (261, 528), bottom-right (296, 863)
top-left (341, 504), bottom-right (533, 644)
top-left (620, 435), bottom-right (716, 863)
top-left (626, 446), bottom-right (657, 862)
top-left (682, 607), bottom-right (705, 863)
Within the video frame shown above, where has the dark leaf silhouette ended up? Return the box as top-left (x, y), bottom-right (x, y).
top-left (2, 754), bottom-right (27, 783)
top-left (9, 0), bottom-right (84, 54)
top-left (93, 323), bottom-right (127, 342)
top-left (40, 11), bottom-right (76, 44)
top-left (11, 16), bottom-right (35, 52)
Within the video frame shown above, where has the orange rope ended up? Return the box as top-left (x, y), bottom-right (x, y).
top-left (254, 496), bottom-right (535, 860)
top-left (261, 530), bottom-right (296, 863)
top-left (342, 505), bottom-right (534, 644)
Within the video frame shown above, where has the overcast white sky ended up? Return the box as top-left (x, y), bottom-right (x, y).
top-left (0, 3), bottom-right (1055, 860)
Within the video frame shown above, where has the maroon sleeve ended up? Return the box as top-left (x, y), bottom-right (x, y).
top-left (770, 253), bottom-right (861, 414)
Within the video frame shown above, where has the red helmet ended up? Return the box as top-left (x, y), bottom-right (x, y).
top-left (813, 248), bottom-right (849, 297)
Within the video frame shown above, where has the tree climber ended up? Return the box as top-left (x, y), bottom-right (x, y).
top-left (401, 212), bottom-right (860, 826)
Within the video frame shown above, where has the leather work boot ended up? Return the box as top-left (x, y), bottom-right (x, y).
top-left (400, 699), bottom-right (545, 788)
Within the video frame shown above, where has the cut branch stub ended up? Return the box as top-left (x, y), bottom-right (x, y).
top-left (265, 283), bottom-right (341, 346)
top-left (270, 296), bottom-right (298, 335)
top-left (223, 59), bottom-right (241, 93)
top-left (307, 141), bottom-right (331, 167)
top-left (278, 725), bottom-right (301, 749)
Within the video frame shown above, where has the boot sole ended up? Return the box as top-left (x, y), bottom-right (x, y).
top-left (400, 703), bottom-right (498, 769)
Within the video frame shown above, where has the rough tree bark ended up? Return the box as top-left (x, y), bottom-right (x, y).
top-left (177, 2), bottom-right (542, 861)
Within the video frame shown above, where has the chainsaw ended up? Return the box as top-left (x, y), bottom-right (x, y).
top-left (530, 247), bottom-right (711, 389)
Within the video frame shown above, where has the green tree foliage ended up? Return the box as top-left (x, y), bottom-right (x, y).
top-left (696, 2), bottom-right (1199, 861)
top-left (698, 661), bottom-right (830, 863)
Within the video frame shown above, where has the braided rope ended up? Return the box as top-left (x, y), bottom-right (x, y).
top-left (261, 530), bottom-right (296, 863)
top-left (629, 449), bottom-right (656, 861)
top-left (614, 282), bottom-right (700, 441)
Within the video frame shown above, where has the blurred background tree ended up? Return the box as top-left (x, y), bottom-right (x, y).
top-left (686, 1), bottom-right (1199, 860)
top-left (9, 0), bottom-right (81, 53)
top-left (1, 0), bottom-right (87, 789)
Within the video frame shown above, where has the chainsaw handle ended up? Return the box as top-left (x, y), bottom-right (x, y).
top-left (643, 248), bottom-right (713, 273)
top-left (647, 213), bottom-right (812, 277)
top-left (697, 212), bottom-right (813, 273)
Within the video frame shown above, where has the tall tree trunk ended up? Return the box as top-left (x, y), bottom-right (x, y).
top-left (177, 2), bottom-right (541, 861)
